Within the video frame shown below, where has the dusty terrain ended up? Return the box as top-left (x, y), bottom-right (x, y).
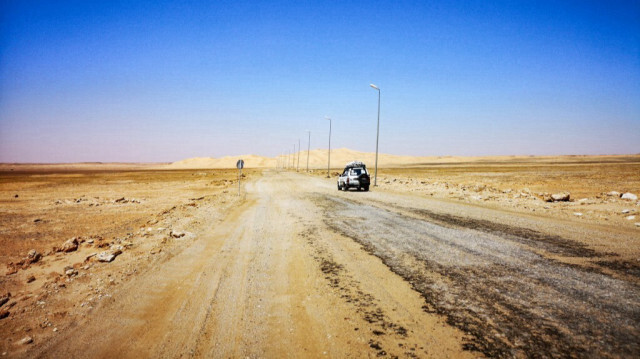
top-left (1, 156), bottom-right (639, 358)
top-left (309, 155), bottom-right (640, 231)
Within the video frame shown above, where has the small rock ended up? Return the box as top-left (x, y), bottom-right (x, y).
top-left (635, 223), bottom-right (640, 227)
top-left (26, 275), bottom-right (35, 283)
top-left (0, 310), bottom-right (9, 319)
top-left (96, 252), bottom-right (116, 263)
top-left (552, 192), bottom-right (571, 202)
top-left (110, 245), bottom-right (123, 256)
top-left (64, 266), bottom-right (78, 277)
top-left (622, 209), bottom-right (631, 214)
top-left (626, 215), bottom-right (636, 221)
top-left (19, 336), bottom-right (33, 345)
top-left (0, 294), bottom-right (10, 307)
top-left (33, 218), bottom-right (42, 223)
top-left (114, 197), bottom-right (126, 203)
top-left (53, 327), bottom-right (58, 332)
top-left (170, 230), bottom-right (185, 239)
top-left (25, 250), bottom-right (42, 265)
top-left (546, 192), bottom-right (570, 202)
top-left (61, 238), bottom-right (79, 253)
top-left (573, 212), bottom-right (583, 217)
top-left (621, 192), bottom-right (638, 201)
top-left (14, 194), bottom-right (18, 198)
top-left (606, 191), bottom-right (620, 197)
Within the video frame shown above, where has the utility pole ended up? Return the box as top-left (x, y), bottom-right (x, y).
top-left (325, 117), bottom-right (331, 178)
top-left (297, 138), bottom-right (300, 172)
top-left (370, 84), bottom-right (381, 186)
top-left (306, 130), bottom-right (311, 172)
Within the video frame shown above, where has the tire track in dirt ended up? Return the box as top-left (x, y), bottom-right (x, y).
top-left (300, 226), bottom-right (414, 358)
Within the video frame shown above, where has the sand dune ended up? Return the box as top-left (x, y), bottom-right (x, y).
top-left (166, 149), bottom-right (420, 169)
top-left (167, 154), bottom-right (275, 169)
top-left (166, 148), bottom-right (639, 169)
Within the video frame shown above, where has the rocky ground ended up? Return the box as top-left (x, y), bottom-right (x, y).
top-left (0, 168), bottom-right (249, 356)
top-left (309, 157), bottom-right (640, 230)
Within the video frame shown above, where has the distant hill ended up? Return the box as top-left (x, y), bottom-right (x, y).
top-left (166, 154), bottom-right (275, 169)
top-left (166, 149), bottom-right (640, 169)
top-left (166, 148), bottom-right (473, 169)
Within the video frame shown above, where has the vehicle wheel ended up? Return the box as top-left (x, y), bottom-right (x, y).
top-left (364, 185), bottom-right (369, 192)
top-left (337, 183), bottom-right (341, 190)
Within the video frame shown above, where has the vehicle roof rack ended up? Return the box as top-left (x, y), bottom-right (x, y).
top-left (344, 161), bottom-right (366, 169)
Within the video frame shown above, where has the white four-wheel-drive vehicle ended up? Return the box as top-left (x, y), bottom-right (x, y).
top-left (337, 161), bottom-right (370, 191)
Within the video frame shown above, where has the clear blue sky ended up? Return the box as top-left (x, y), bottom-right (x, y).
top-left (1, 0), bottom-right (639, 162)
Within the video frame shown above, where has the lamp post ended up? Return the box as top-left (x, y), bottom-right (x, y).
top-left (292, 144), bottom-right (296, 169)
top-left (305, 130), bottom-right (311, 172)
top-left (325, 117), bottom-right (331, 178)
top-left (297, 138), bottom-right (300, 172)
top-left (370, 84), bottom-right (381, 186)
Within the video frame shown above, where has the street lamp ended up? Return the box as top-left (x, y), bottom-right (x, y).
top-left (297, 138), bottom-right (300, 172)
top-left (305, 130), bottom-right (311, 172)
top-left (370, 83), bottom-right (381, 186)
top-left (325, 117), bottom-right (331, 178)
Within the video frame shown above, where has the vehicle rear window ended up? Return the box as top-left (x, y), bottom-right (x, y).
top-left (352, 169), bottom-right (362, 175)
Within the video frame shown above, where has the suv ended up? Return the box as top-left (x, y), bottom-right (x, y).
top-left (337, 161), bottom-right (370, 191)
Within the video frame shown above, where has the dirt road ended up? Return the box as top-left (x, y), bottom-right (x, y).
top-left (26, 170), bottom-right (640, 358)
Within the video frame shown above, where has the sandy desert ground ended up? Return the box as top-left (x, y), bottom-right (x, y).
top-left (1, 151), bottom-right (639, 358)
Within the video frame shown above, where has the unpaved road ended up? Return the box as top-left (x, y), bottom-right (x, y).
top-left (25, 170), bottom-right (640, 358)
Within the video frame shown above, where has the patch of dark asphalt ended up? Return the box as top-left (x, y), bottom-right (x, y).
top-left (300, 227), bottom-right (419, 358)
top-left (596, 260), bottom-right (640, 279)
top-left (365, 198), bottom-right (640, 280)
top-left (366, 199), bottom-right (599, 259)
top-left (314, 195), bottom-right (640, 358)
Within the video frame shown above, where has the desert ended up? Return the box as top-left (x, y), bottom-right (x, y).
top-left (1, 151), bottom-right (639, 357)
top-left (2, 1), bottom-right (639, 357)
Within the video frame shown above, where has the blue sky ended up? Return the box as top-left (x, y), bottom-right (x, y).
top-left (1, 0), bottom-right (639, 162)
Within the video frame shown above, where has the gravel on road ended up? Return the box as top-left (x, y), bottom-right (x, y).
top-left (319, 195), bottom-right (640, 358)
